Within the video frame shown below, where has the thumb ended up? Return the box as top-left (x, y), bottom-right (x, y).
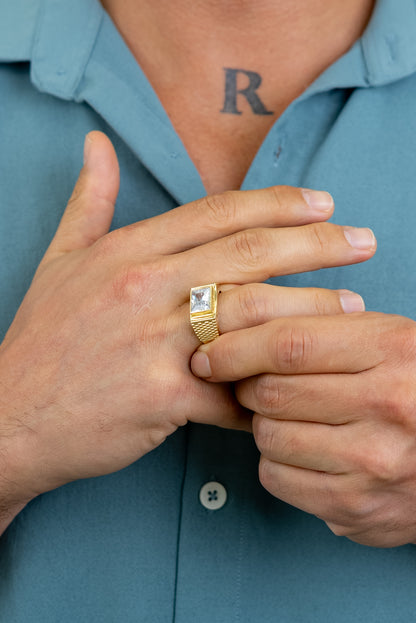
top-left (43, 131), bottom-right (120, 263)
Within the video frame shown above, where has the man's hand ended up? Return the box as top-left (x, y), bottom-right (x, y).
top-left (0, 131), bottom-right (375, 507)
top-left (191, 311), bottom-right (416, 547)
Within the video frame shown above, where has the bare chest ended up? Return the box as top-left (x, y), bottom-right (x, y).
top-left (102, 0), bottom-right (376, 196)
top-left (156, 69), bottom-right (288, 195)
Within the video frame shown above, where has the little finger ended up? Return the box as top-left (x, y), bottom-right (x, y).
top-left (258, 458), bottom-right (367, 526)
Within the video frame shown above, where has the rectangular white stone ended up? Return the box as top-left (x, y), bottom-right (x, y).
top-left (191, 286), bottom-right (211, 313)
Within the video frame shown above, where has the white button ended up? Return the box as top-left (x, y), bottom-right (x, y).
top-left (199, 481), bottom-right (227, 511)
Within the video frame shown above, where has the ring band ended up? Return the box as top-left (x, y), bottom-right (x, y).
top-left (190, 283), bottom-right (220, 343)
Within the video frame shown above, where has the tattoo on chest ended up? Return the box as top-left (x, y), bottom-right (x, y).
top-left (221, 68), bottom-right (274, 116)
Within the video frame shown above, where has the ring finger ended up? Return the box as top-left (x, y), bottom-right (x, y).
top-left (170, 283), bottom-right (365, 353)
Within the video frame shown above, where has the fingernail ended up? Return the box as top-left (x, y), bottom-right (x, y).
top-left (301, 189), bottom-right (334, 212)
top-left (83, 134), bottom-right (93, 166)
top-left (343, 227), bottom-right (376, 250)
top-left (338, 289), bottom-right (365, 313)
top-left (191, 351), bottom-right (212, 378)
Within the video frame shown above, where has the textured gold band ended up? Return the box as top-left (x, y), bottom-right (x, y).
top-left (190, 283), bottom-right (220, 344)
top-left (190, 316), bottom-right (220, 343)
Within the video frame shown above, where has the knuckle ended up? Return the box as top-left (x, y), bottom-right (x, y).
top-left (227, 229), bottom-right (266, 269)
top-left (271, 326), bottom-right (314, 373)
top-left (381, 383), bottom-right (414, 428)
top-left (117, 219), bottom-right (153, 250)
top-left (149, 367), bottom-right (189, 426)
top-left (332, 487), bottom-right (374, 523)
top-left (92, 229), bottom-right (123, 258)
top-left (237, 285), bottom-right (268, 326)
top-left (93, 224), bottom-right (154, 262)
top-left (207, 334), bottom-right (241, 380)
top-left (311, 288), bottom-right (339, 315)
top-left (364, 381), bottom-right (390, 416)
top-left (203, 191), bottom-right (238, 227)
top-left (66, 180), bottom-right (84, 210)
top-left (111, 264), bottom-right (147, 303)
top-left (358, 442), bottom-right (401, 484)
top-left (326, 522), bottom-right (354, 538)
top-left (253, 415), bottom-right (277, 455)
top-left (109, 260), bottom-right (166, 307)
top-left (253, 374), bottom-right (282, 415)
top-left (365, 373), bottom-right (416, 433)
top-left (279, 433), bottom-right (304, 462)
top-left (395, 318), bottom-right (416, 362)
top-left (307, 222), bottom-right (328, 254)
top-left (145, 426), bottom-right (170, 452)
top-left (258, 456), bottom-right (275, 492)
top-left (269, 185), bottom-right (286, 213)
top-left (375, 315), bottom-right (416, 361)
top-left (221, 339), bottom-right (242, 379)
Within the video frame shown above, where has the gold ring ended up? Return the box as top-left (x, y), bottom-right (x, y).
top-left (190, 283), bottom-right (220, 343)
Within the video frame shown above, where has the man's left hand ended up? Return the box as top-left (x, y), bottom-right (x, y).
top-left (191, 311), bottom-right (416, 547)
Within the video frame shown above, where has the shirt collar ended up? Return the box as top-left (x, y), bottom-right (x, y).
top-left (31, 0), bottom-right (103, 101)
top-left (362, 0), bottom-right (416, 86)
top-left (2, 0), bottom-right (416, 205)
top-left (0, 0), bottom-right (41, 62)
top-left (2, 0), bottom-right (416, 97)
top-left (0, 0), bottom-right (416, 99)
top-left (2, 0), bottom-right (416, 92)
top-left (302, 0), bottom-right (416, 98)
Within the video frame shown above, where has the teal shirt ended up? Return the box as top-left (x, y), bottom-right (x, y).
top-left (1, 0), bottom-right (416, 621)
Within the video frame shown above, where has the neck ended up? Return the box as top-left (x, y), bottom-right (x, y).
top-left (100, 0), bottom-right (375, 194)
top-left (101, 0), bottom-right (375, 75)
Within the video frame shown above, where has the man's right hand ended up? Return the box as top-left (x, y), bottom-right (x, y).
top-left (0, 131), bottom-right (375, 508)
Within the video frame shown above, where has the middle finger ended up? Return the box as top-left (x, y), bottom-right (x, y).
top-left (169, 222), bottom-right (376, 299)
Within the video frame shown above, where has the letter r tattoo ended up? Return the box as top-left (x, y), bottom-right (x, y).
top-left (220, 68), bottom-right (274, 116)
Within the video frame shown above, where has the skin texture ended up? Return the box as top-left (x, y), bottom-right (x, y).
top-left (191, 313), bottom-right (416, 547)
top-left (101, 0), bottom-right (416, 548)
top-left (0, 132), bottom-right (374, 534)
top-left (5, 2), bottom-right (411, 550)
top-left (100, 0), bottom-right (375, 193)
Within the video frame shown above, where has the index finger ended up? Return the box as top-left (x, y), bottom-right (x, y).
top-left (128, 186), bottom-right (333, 255)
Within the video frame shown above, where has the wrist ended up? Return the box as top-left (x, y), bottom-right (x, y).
top-left (0, 345), bottom-right (40, 508)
